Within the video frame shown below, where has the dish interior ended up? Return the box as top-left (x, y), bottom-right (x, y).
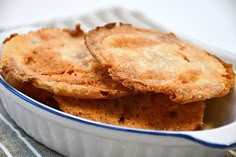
top-left (204, 85), bottom-right (236, 129)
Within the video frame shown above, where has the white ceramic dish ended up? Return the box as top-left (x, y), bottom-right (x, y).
top-left (0, 27), bottom-right (236, 157)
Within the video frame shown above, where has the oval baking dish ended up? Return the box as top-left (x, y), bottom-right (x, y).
top-left (0, 27), bottom-right (235, 157)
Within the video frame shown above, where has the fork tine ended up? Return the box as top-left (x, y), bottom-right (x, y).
top-left (78, 15), bottom-right (97, 31)
top-left (130, 11), bottom-right (169, 32)
top-left (110, 8), bottom-right (154, 29)
top-left (95, 7), bottom-right (126, 24)
top-left (111, 7), bottom-right (169, 33)
top-left (79, 13), bottom-right (110, 31)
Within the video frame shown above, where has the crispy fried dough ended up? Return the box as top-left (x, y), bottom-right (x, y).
top-left (0, 25), bottom-right (130, 99)
top-left (85, 23), bottom-right (235, 103)
top-left (1, 71), bottom-right (58, 108)
top-left (54, 93), bottom-right (205, 131)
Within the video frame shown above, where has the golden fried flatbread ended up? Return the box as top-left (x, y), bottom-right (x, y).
top-left (1, 25), bottom-right (130, 99)
top-left (54, 93), bottom-right (205, 131)
top-left (1, 71), bottom-right (58, 108)
top-left (85, 23), bottom-right (235, 103)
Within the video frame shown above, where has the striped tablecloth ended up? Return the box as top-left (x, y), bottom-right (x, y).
top-left (0, 7), bottom-right (235, 157)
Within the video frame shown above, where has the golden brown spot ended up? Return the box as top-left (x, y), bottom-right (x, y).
top-left (168, 33), bottom-right (176, 38)
top-left (111, 37), bottom-right (157, 49)
top-left (63, 24), bottom-right (84, 37)
top-left (100, 91), bottom-right (109, 96)
top-left (67, 70), bottom-right (74, 75)
top-left (25, 56), bottom-right (34, 65)
top-left (118, 116), bottom-right (125, 123)
top-left (178, 70), bottom-right (201, 84)
top-left (179, 53), bottom-right (190, 62)
top-left (180, 46), bottom-right (186, 51)
top-left (104, 23), bottom-right (116, 29)
top-left (221, 74), bottom-right (232, 79)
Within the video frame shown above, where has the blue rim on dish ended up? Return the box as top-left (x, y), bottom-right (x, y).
top-left (0, 76), bottom-right (236, 149)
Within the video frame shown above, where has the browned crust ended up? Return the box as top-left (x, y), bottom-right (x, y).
top-left (2, 33), bottom-right (18, 44)
top-left (85, 23), bottom-right (235, 103)
top-left (63, 24), bottom-right (84, 37)
top-left (54, 93), bottom-right (205, 131)
top-left (0, 25), bottom-right (131, 99)
top-left (202, 51), bottom-right (235, 97)
top-left (0, 70), bottom-right (58, 108)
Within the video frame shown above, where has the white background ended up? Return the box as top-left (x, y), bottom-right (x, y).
top-left (0, 0), bottom-right (236, 53)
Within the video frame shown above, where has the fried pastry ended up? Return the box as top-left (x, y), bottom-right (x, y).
top-left (85, 23), bottom-right (235, 103)
top-left (54, 93), bottom-right (205, 131)
top-left (0, 25), bottom-right (130, 99)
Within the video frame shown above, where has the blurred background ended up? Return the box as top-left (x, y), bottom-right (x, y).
top-left (0, 0), bottom-right (236, 52)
